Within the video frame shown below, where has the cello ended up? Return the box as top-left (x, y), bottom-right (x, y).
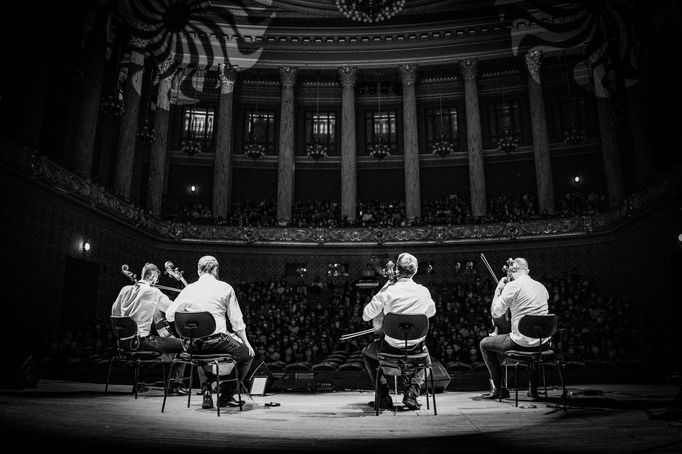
top-left (479, 254), bottom-right (512, 335)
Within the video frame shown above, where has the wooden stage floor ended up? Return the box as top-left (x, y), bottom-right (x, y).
top-left (0, 380), bottom-right (680, 454)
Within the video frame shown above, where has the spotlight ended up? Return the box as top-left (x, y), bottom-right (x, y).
top-left (190, 185), bottom-right (197, 193)
top-left (83, 242), bottom-right (91, 252)
top-left (573, 176), bottom-right (581, 183)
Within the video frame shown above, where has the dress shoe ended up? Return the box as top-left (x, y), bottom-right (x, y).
top-left (168, 385), bottom-right (189, 396)
top-left (480, 387), bottom-right (510, 399)
top-left (368, 394), bottom-right (394, 410)
top-left (132, 384), bottom-right (149, 394)
top-left (202, 390), bottom-right (214, 409)
top-left (403, 385), bottom-right (421, 410)
top-left (219, 395), bottom-right (245, 408)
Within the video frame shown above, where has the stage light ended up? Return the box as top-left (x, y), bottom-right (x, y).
top-left (190, 185), bottom-right (197, 193)
top-left (83, 242), bottom-right (91, 252)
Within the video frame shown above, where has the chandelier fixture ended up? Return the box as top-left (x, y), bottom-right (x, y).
top-left (137, 119), bottom-right (156, 144)
top-left (101, 93), bottom-right (124, 116)
top-left (306, 76), bottom-right (328, 160)
top-left (369, 77), bottom-right (391, 160)
top-left (181, 135), bottom-right (202, 156)
top-left (335, 0), bottom-right (406, 23)
top-left (244, 142), bottom-right (266, 159)
top-left (369, 137), bottom-right (391, 160)
top-left (497, 129), bottom-right (519, 153)
top-left (564, 122), bottom-right (585, 145)
top-left (432, 80), bottom-right (455, 157)
top-left (244, 77), bottom-right (266, 159)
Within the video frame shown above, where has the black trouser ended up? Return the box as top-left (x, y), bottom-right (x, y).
top-left (362, 338), bottom-right (431, 393)
top-left (195, 333), bottom-right (252, 396)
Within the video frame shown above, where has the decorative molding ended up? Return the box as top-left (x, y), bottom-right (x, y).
top-left (398, 64), bottom-right (418, 87)
top-left (218, 63), bottom-right (238, 91)
top-left (458, 59), bottom-right (479, 81)
top-left (338, 66), bottom-right (358, 88)
top-left (2, 139), bottom-right (678, 247)
top-left (279, 66), bottom-right (298, 88)
top-left (525, 49), bottom-right (543, 74)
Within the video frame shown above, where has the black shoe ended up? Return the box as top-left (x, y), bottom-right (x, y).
top-left (368, 394), bottom-right (394, 410)
top-left (403, 385), bottom-right (421, 410)
top-left (132, 384), bottom-right (149, 394)
top-left (202, 390), bottom-right (214, 409)
top-left (169, 385), bottom-right (189, 396)
top-left (219, 395), bottom-right (245, 408)
top-left (480, 388), bottom-right (510, 399)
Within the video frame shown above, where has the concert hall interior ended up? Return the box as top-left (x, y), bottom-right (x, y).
top-left (1, 1), bottom-right (681, 453)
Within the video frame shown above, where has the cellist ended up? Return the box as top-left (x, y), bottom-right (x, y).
top-left (478, 257), bottom-right (550, 400)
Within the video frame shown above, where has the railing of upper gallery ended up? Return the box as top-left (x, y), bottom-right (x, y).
top-left (1, 137), bottom-right (679, 246)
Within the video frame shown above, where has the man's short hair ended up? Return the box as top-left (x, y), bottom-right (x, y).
top-left (198, 255), bottom-right (219, 274)
top-left (512, 257), bottom-right (529, 273)
top-left (141, 263), bottom-right (160, 280)
top-left (396, 252), bottom-right (418, 277)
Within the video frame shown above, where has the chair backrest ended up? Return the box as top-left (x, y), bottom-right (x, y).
top-left (517, 314), bottom-right (557, 340)
top-left (110, 316), bottom-right (138, 340)
top-left (381, 313), bottom-right (429, 347)
top-left (174, 311), bottom-right (217, 341)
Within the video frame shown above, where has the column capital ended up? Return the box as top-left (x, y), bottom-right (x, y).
top-left (279, 66), bottom-right (298, 88)
top-left (525, 50), bottom-right (543, 74)
top-left (156, 50), bottom-right (177, 80)
top-left (338, 66), bottom-right (358, 88)
top-left (218, 63), bottom-right (238, 91)
top-left (458, 59), bottom-right (479, 81)
top-left (398, 64), bottom-right (418, 87)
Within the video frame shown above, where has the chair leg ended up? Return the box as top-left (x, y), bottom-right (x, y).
top-left (160, 359), bottom-right (168, 393)
top-left (134, 358), bottom-right (141, 399)
top-left (105, 358), bottom-right (114, 393)
top-left (542, 365), bottom-right (547, 397)
top-left (375, 368), bottom-right (381, 416)
top-left (430, 366), bottom-right (437, 415)
top-left (162, 359), bottom-right (177, 413)
top-left (235, 365), bottom-right (243, 411)
top-left (514, 366), bottom-right (518, 407)
top-left (187, 364), bottom-right (195, 408)
top-left (425, 368), bottom-right (430, 411)
top-left (557, 361), bottom-right (567, 411)
top-left (214, 361), bottom-right (221, 417)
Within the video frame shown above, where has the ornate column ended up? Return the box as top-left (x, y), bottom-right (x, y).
top-left (338, 66), bottom-right (358, 224)
top-left (72, 14), bottom-right (107, 179)
top-left (113, 35), bottom-right (146, 200)
top-left (525, 50), bottom-right (555, 215)
top-left (459, 59), bottom-right (487, 218)
top-left (276, 66), bottom-right (297, 224)
top-left (212, 63), bottom-right (238, 220)
top-left (591, 49), bottom-right (625, 207)
top-left (399, 64), bottom-right (421, 223)
top-left (146, 54), bottom-right (175, 217)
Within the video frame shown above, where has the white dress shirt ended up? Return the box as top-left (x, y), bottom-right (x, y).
top-left (166, 274), bottom-right (246, 342)
top-left (362, 277), bottom-right (436, 348)
top-left (491, 274), bottom-right (550, 347)
top-left (111, 282), bottom-right (172, 337)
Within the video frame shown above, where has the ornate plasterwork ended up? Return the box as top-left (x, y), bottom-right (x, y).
top-left (2, 140), bottom-right (676, 246)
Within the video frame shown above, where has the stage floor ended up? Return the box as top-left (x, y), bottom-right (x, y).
top-left (0, 380), bottom-right (680, 453)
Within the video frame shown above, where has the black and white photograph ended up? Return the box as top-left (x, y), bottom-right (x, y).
top-left (1, 1), bottom-right (681, 453)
